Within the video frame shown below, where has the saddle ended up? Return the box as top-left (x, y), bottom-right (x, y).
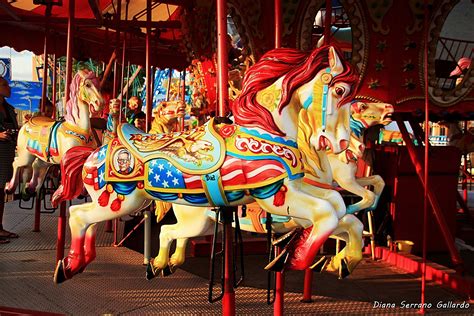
top-left (104, 119), bottom-right (304, 206)
top-left (116, 118), bottom-right (226, 175)
top-left (25, 116), bottom-right (60, 160)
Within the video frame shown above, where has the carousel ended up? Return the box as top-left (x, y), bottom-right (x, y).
top-left (0, 0), bottom-right (473, 315)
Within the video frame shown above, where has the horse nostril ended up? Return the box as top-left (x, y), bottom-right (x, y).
top-left (340, 139), bottom-right (349, 150)
top-left (359, 144), bottom-right (365, 152)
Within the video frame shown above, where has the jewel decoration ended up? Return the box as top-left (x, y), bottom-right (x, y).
top-left (402, 60), bottom-right (415, 72)
top-left (375, 60), bottom-right (385, 72)
top-left (368, 79), bottom-right (380, 89)
top-left (402, 78), bottom-right (416, 90)
top-left (376, 40), bottom-right (388, 52)
top-left (404, 39), bottom-right (417, 50)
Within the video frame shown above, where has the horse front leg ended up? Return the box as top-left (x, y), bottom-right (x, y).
top-left (257, 180), bottom-right (339, 271)
top-left (148, 205), bottom-right (215, 280)
top-left (83, 223), bottom-right (98, 267)
top-left (325, 214), bottom-right (364, 279)
top-left (356, 175), bottom-right (385, 211)
top-left (27, 159), bottom-right (50, 195)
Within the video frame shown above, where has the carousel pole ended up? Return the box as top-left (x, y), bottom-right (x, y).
top-left (323, 0), bottom-right (332, 45)
top-left (179, 70), bottom-right (186, 131)
top-left (57, 0), bottom-right (75, 263)
top-left (51, 54), bottom-right (57, 120)
top-left (143, 0), bottom-right (153, 266)
top-left (34, 4), bottom-right (53, 233)
top-left (216, 0), bottom-right (235, 315)
top-left (420, 1), bottom-right (430, 313)
top-left (272, 1), bottom-right (287, 314)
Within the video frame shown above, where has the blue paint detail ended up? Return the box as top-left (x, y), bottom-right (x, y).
top-left (183, 193), bottom-right (208, 204)
top-left (146, 158), bottom-right (186, 190)
top-left (249, 180), bottom-right (284, 200)
top-left (261, 214), bottom-right (291, 224)
top-left (27, 139), bottom-right (41, 153)
top-left (303, 94), bottom-right (312, 109)
top-left (346, 204), bottom-right (360, 215)
top-left (48, 121), bottom-right (62, 154)
top-left (367, 196), bottom-right (380, 211)
top-left (239, 127), bottom-right (297, 148)
top-left (225, 190), bottom-right (245, 203)
top-left (350, 116), bottom-right (365, 138)
top-left (112, 182), bottom-right (137, 195)
top-left (97, 163), bottom-right (106, 189)
top-left (227, 151), bottom-right (303, 181)
top-left (203, 170), bottom-right (227, 206)
top-left (145, 190), bottom-right (178, 201)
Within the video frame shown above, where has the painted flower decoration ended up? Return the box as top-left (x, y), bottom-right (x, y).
top-left (219, 124), bottom-right (237, 138)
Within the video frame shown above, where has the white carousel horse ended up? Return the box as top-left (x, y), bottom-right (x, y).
top-left (52, 45), bottom-right (360, 284)
top-left (5, 69), bottom-right (104, 196)
top-left (151, 101), bottom-right (393, 279)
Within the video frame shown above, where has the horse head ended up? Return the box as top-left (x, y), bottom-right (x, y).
top-left (77, 69), bottom-right (104, 115)
top-left (296, 46), bottom-right (359, 154)
top-left (351, 101), bottom-right (394, 129)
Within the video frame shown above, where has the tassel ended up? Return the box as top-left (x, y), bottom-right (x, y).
top-left (111, 194), bottom-right (125, 212)
top-left (273, 185), bottom-right (287, 207)
top-left (98, 184), bottom-right (114, 207)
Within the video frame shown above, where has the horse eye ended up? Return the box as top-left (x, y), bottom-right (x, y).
top-left (360, 103), bottom-right (368, 111)
top-left (335, 86), bottom-right (345, 96)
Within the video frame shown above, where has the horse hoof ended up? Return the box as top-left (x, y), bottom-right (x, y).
top-left (338, 259), bottom-right (351, 280)
top-left (146, 262), bottom-right (158, 280)
top-left (25, 187), bottom-right (36, 196)
top-left (53, 260), bottom-right (67, 284)
top-left (161, 266), bottom-right (174, 277)
top-left (264, 249), bottom-right (289, 272)
top-left (4, 187), bottom-right (14, 195)
top-left (310, 256), bottom-right (330, 273)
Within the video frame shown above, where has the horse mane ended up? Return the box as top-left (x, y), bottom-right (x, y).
top-left (231, 45), bottom-right (358, 136)
top-left (64, 69), bottom-right (99, 124)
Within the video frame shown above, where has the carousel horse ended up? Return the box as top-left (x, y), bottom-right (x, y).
top-left (327, 101), bottom-right (394, 214)
top-left (52, 45), bottom-right (359, 284)
top-left (5, 69), bottom-right (104, 196)
top-left (443, 121), bottom-right (474, 155)
top-left (149, 100), bottom-right (186, 134)
top-left (151, 101), bottom-right (393, 279)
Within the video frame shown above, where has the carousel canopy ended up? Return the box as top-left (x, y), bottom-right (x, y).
top-left (0, 0), bottom-right (189, 69)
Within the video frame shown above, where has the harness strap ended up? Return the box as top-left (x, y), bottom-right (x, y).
top-left (321, 67), bottom-right (333, 131)
top-left (303, 177), bottom-right (343, 191)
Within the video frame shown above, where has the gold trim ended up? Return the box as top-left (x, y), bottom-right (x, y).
top-left (117, 118), bottom-right (227, 176)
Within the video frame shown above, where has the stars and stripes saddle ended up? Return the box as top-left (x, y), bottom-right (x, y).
top-left (93, 118), bottom-right (304, 206)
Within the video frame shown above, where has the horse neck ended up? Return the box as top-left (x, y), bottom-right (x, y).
top-left (69, 99), bottom-right (91, 131)
top-left (350, 117), bottom-right (366, 142)
top-left (260, 78), bottom-right (301, 140)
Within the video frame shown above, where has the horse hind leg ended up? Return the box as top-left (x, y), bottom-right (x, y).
top-left (5, 151), bottom-right (36, 194)
top-left (54, 202), bottom-right (95, 284)
top-left (83, 223), bottom-right (98, 268)
top-left (257, 182), bottom-right (339, 271)
top-left (325, 214), bottom-right (364, 279)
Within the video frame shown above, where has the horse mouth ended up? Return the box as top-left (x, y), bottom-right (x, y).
top-left (318, 135), bottom-right (333, 152)
top-left (345, 149), bottom-right (357, 162)
top-left (381, 113), bottom-right (393, 124)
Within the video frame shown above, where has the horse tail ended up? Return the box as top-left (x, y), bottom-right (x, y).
top-left (52, 146), bottom-right (94, 207)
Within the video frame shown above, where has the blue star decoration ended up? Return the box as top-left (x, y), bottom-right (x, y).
top-left (148, 158), bottom-right (186, 189)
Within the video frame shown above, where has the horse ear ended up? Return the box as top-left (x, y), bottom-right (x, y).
top-left (328, 46), bottom-right (344, 74)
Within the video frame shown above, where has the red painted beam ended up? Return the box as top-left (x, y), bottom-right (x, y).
top-left (396, 118), bottom-right (463, 269)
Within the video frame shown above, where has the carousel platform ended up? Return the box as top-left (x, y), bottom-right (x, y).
top-left (0, 199), bottom-right (473, 315)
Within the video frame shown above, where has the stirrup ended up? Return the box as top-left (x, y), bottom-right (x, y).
top-left (271, 228), bottom-right (299, 248)
top-left (310, 256), bottom-right (330, 273)
top-left (264, 249), bottom-right (289, 272)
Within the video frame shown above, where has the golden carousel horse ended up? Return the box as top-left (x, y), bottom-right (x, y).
top-left (5, 69), bottom-right (104, 196)
top-left (51, 45), bottom-right (360, 283)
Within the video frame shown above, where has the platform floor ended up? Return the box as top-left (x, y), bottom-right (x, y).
top-left (0, 200), bottom-right (473, 315)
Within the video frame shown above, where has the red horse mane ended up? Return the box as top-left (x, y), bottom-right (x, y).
top-left (231, 45), bottom-right (358, 136)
